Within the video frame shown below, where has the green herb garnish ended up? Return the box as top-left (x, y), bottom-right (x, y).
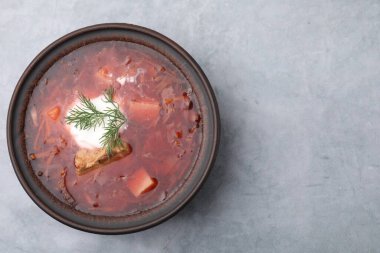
top-left (66, 87), bottom-right (127, 156)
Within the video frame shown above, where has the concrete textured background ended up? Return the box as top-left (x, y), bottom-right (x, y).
top-left (1, 0), bottom-right (380, 252)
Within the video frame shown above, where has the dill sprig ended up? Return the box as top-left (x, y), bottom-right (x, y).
top-left (65, 94), bottom-right (106, 130)
top-left (66, 87), bottom-right (127, 156)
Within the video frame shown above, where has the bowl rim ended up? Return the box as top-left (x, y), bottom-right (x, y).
top-left (7, 23), bottom-right (220, 234)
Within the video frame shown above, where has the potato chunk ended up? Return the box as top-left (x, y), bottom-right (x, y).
top-left (127, 168), bottom-right (158, 197)
top-left (128, 100), bottom-right (160, 126)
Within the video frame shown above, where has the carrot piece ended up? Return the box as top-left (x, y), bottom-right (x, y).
top-left (128, 100), bottom-right (160, 125)
top-left (127, 168), bottom-right (157, 197)
top-left (164, 98), bottom-right (174, 105)
top-left (97, 66), bottom-right (113, 79)
top-left (175, 131), bottom-right (183, 139)
top-left (99, 67), bottom-right (109, 76)
top-left (101, 67), bottom-right (110, 76)
top-left (29, 153), bottom-right (36, 160)
top-left (47, 106), bottom-right (60, 121)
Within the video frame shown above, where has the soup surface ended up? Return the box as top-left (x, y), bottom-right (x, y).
top-left (24, 41), bottom-right (202, 216)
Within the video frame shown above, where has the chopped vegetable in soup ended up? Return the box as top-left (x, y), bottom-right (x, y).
top-left (24, 41), bottom-right (202, 216)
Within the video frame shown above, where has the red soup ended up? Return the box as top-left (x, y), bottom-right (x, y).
top-left (24, 41), bottom-right (202, 216)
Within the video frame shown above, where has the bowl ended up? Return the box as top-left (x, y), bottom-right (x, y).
top-left (7, 23), bottom-right (220, 234)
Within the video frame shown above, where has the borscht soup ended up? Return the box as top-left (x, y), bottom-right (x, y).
top-left (24, 41), bottom-right (202, 216)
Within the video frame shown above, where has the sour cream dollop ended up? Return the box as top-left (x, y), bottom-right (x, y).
top-left (67, 95), bottom-right (126, 149)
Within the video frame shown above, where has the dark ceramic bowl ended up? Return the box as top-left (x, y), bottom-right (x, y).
top-left (7, 23), bottom-right (220, 234)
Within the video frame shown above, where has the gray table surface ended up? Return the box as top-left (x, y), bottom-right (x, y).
top-left (2, 0), bottom-right (380, 252)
